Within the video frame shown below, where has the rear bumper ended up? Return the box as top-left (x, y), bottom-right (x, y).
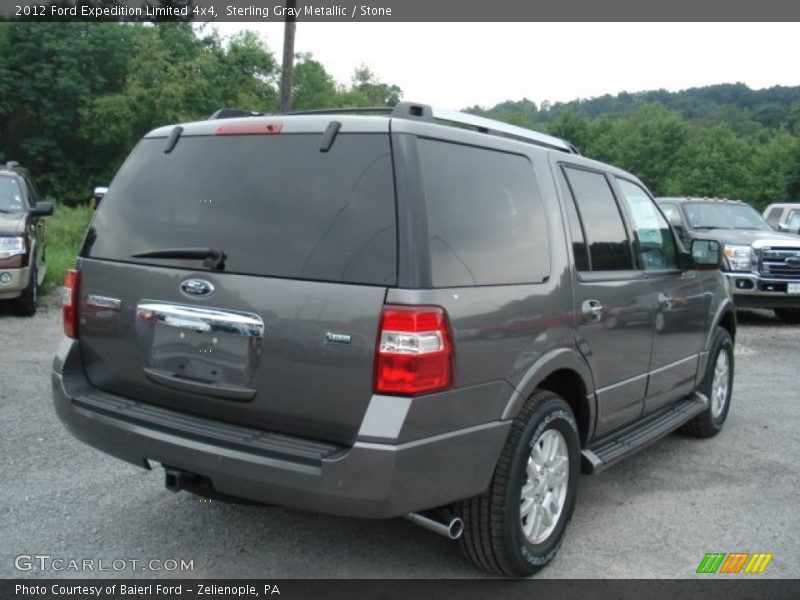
top-left (0, 265), bottom-right (30, 299)
top-left (52, 339), bottom-right (510, 519)
top-left (724, 272), bottom-right (800, 309)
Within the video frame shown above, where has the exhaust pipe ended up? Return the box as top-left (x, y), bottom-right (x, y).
top-left (405, 509), bottom-right (464, 540)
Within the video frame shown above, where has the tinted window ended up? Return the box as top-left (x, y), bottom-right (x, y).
top-left (86, 134), bottom-right (397, 285)
top-left (418, 139), bottom-right (549, 287)
top-left (617, 179), bottom-right (678, 271)
top-left (563, 167), bottom-right (633, 271)
top-left (558, 170), bottom-right (589, 271)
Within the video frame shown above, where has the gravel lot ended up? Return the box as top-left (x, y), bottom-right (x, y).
top-left (1, 296), bottom-right (798, 579)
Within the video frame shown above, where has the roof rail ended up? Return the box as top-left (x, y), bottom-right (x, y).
top-left (391, 101), bottom-right (577, 154)
top-left (206, 102), bottom-right (577, 154)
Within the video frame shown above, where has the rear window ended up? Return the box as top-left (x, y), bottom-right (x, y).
top-left (85, 133), bottom-right (397, 286)
top-left (418, 139), bottom-right (550, 287)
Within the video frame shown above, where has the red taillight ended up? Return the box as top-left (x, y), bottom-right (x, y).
top-left (62, 269), bottom-right (80, 339)
top-left (374, 305), bottom-right (454, 395)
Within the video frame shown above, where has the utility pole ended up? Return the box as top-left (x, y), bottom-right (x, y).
top-left (280, 0), bottom-right (297, 113)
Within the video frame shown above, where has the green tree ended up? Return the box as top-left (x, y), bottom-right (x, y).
top-left (338, 65), bottom-right (402, 107)
top-left (0, 22), bottom-right (137, 198)
top-left (292, 53), bottom-right (338, 110)
top-left (745, 131), bottom-right (800, 208)
top-left (663, 125), bottom-right (754, 199)
top-left (596, 104), bottom-right (688, 194)
top-left (216, 30), bottom-right (278, 110)
top-left (545, 109), bottom-right (592, 154)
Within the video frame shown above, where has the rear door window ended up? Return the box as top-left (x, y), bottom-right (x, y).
top-left (85, 133), bottom-right (397, 286)
top-left (417, 139), bottom-right (550, 287)
top-left (562, 167), bottom-right (634, 272)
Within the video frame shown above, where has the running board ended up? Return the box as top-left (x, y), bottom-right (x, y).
top-left (581, 392), bottom-right (709, 474)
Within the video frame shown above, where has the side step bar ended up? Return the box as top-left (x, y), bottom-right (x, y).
top-left (581, 392), bottom-right (709, 474)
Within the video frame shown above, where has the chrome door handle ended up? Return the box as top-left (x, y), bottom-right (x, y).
top-left (581, 299), bottom-right (604, 323)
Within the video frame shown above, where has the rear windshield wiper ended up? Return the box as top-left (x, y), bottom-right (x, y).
top-left (131, 247), bottom-right (226, 270)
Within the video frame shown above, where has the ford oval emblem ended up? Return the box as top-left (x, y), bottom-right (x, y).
top-left (180, 279), bottom-right (215, 297)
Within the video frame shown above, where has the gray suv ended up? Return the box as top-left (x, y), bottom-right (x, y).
top-left (52, 103), bottom-right (735, 576)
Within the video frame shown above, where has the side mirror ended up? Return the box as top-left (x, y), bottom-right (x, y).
top-left (31, 201), bottom-right (54, 217)
top-left (777, 223), bottom-right (789, 232)
top-left (691, 239), bottom-right (722, 271)
top-left (91, 186), bottom-right (108, 210)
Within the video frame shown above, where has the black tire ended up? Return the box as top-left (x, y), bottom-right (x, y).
top-left (774, 308), bottom-right (800, 324)
top-left (457, 390), bottom-right (580, 576)
top-left (680, 327), bottom-right (734, 438)
top-left (12, 265), bottom-right (38, 317)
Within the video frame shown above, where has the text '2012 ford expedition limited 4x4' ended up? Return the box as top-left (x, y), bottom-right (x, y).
top-left (53, 103), bottom-right (735, 576)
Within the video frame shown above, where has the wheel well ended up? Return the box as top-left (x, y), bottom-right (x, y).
top-left (537, 369), bottom-right (590, 446)
top-left (719, 310), bottom-right (736, 342)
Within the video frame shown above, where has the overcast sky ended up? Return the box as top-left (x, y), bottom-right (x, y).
top-left (213, 22), bottom-right (800, 110)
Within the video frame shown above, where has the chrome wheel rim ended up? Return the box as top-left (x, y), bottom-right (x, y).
top-left (710, 350), bottom-right (730, 418)
top-left (520, 429), bottom-right (569, 544)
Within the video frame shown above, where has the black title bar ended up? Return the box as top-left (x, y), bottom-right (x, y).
top-left (3, 579), bottom-right (800, 600)
top-left (2, 0), bottom-right (800, 21)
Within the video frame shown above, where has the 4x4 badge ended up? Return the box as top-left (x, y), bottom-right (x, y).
top-left (180, 279), bottom-right (215, 297)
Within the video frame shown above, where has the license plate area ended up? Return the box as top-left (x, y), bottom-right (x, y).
top-left (788, 283), bottom-right (800, 295)
top-left (136, 301), bottom-right (264, 388)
